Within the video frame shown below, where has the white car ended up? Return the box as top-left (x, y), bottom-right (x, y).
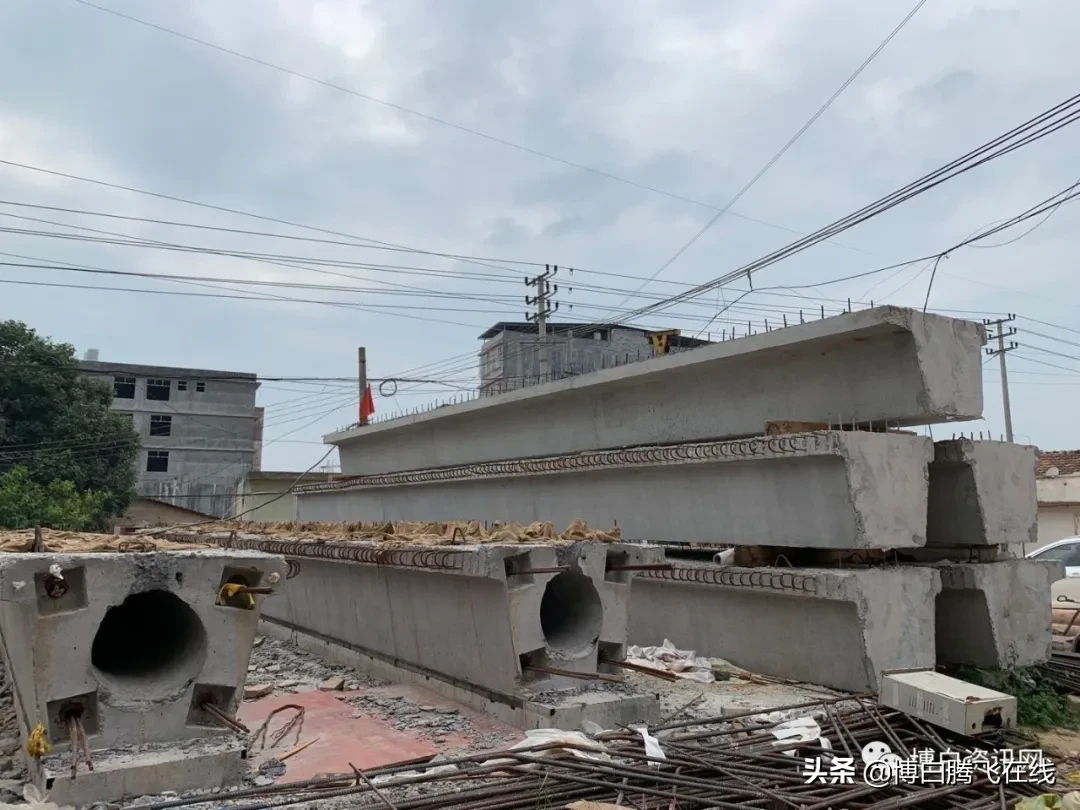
top-left (1026, 537), bottom-right (1080, 603)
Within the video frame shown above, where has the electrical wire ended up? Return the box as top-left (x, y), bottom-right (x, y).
top-left (621, 0), bottom-right (929, 301)
top-left (65, 0), bottom-right (886, 258)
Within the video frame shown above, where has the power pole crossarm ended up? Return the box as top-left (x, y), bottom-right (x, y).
top-left (526, 265), bottom-right (560, 380)
top-left (983, 315), bottom-right (1017, 442)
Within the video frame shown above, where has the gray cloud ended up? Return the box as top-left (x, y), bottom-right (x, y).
top-left (0, 0), bottom-right (1077, 468)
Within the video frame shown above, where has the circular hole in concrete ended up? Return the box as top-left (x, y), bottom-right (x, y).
top-left (540, 571), bottom-right (603, 655)
top-left (91, 590), bottom-right (207, 696)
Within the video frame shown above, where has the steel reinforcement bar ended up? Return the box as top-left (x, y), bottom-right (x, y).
top-left (167, 531), bottom-right (467, 572)
top-left (294, 432), bottom-right (834, 494)
top-left (637, 566), bottom-right (820, 595)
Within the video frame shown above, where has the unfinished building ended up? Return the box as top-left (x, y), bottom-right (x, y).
top-left (0, 531), bottom-right (286, 806)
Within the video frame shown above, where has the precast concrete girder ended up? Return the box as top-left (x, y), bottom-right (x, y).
top-left (326, 306), bottom-right (985, 476)
top-left (628, 564), bottom-right (942, 692)
top-left (927, 439), bottom-right (1039, 547)
top-left (934, 559), bottom-right (1062, 668)
top-left (178, 531), bottom-right (663, 729)
top-left (295, 431), bottom-right (935, 550)
top-left (0, 549), bottom-right (286, 806)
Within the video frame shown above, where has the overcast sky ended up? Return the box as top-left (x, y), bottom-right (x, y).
top-left (0, 0), bottom-right (1077, 471)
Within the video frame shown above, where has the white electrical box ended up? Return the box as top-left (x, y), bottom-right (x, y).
top-left (879, 669), bottom-right (1017, 736)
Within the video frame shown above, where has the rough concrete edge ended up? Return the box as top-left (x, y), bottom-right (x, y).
top-left (907, 308), bottom-right (986, 418)
top-left (40, 739), bottom-right (248, 808)
top-left (839, 433), bottom-right (934, 549)
top-left (937, 559), bottom-right (1063, 667)
top-left (846, 566), bottom-right (941, 690)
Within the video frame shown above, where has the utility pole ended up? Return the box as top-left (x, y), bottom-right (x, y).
top-left (357, 346), bottom-right (368, 425)
top-left (983, 315), bottom-right (1017, 442)
top-left (526, 265), bottom-right (559, 380)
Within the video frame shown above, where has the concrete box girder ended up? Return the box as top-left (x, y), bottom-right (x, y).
top-left (934, 560), bottom-right (1063, 668)
top-left (628, 564), bottom-right (941, 692)
top-left (295, 432), bottom-right (935, 550)
top-left (193, 533), bottom-right (663, 727)
top-left (927, 439), bottom-right (1039, 547)
top-left (0, 549), bottom-right (286, 804)
top-left (326, 307), bottom-right (984, 476)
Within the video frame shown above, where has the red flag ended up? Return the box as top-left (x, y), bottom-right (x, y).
top-left (359, 385), bottom-right (376, 424)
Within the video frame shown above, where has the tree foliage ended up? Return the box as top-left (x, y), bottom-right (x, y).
top-left (0, 466), bottom-right (109, 531)
top-left (0, 321), bottom-right (138, 528)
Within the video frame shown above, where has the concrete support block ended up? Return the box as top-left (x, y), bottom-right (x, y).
top-left (934, 560), bottom-right (1063, 668)
top-left (0, 550), bottom-right (286, 803)
top-left (628, 565), bottom-right (941, 692)
top-left (295, 431), bottom-right (934, 549)
top-left (40, 737), bottom-right (247, 808)
top-left (190, 532), bottom-right (663, 728)
top-left (927, 440), bottom-right (1039, 547)
top-left (327, 307), bottom-right (984, 475)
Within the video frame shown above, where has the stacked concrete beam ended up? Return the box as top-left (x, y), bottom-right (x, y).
top-left (325, 306), bottom-right (985, 474)
top-left (286, 307), bottom-right (996, 692)
top-left (180, 531), bottom-right (662, 730)
top-left (923, 438), bottom-right (1061, 667)
top-left (296, 431), bottom-right (934, 550)
top-left (0, 549), bottom-right (286, 806)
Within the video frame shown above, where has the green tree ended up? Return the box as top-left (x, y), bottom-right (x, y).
top-left (0, 321), bottom-right (138, 529)
top-left (0, 466), bottom-right (109, 531)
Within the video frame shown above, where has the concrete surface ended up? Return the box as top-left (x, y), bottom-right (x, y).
top-left (934, 559), bottom-right (1063, 667)
top-left (295, 431), bottom-right (934, 549)
top-left (629, 564), bottom-right (941, 692)
top-left (38, 735), bottom-right (247, 807)
top-left (327, 307), bottom-right (985, 475)
top-left (928, 439), bottom-right (1039, 547)
top-left (241, 539), bottom-right (662, 729)
top-left (259, 620), bottom-right (660, 731)
top-left (0, 550), bottom-right (286, 801)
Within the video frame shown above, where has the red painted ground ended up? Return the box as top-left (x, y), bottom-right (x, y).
top-left (238, 690), bottom-right (437, 782)
top-left (237, 685), bottom-right (523, 783)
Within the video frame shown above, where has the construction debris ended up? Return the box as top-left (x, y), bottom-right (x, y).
top-left (173, 519), bottom-right (623, 546)
top-left (109, 694), bottom-right (1063, 810)
top-left (624, 639), bottom-right (715, 684)
top-left (0, 528), bottom-right (212, 553)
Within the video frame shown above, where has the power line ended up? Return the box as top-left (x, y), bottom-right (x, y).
top-left (622, 0), bottom-right (929, 300)
top-left (65, 0), bottom-right (883, 258)
top-left (634, 91), bottom-right (1080, 329)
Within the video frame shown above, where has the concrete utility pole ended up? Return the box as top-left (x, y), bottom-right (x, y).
top-left (983, 315), bottom-right (1017, 442)
top-left (526, 265), bottom-right (559, 380)
top-left (357, 346), bottom-right (368, 424)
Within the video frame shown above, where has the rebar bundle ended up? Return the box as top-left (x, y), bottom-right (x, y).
top-left (121, 695), bottom-right (1060, 810)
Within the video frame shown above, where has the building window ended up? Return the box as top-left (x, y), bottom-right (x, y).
top-left (146, 378), bottom-right (171, 401)
top-left (113, 376), bottom-right (136, 399)
top-left (177, 380), bottom-right (188, 391)
top-left (195, 381), bottom-right (206, 393)
top-left (149, 414), bottom-right (172, 437)
top-left (146, 450), bottom-right (169, 473)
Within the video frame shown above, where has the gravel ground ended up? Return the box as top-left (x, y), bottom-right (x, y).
top-left (244, 635), bottom-right (382, 695)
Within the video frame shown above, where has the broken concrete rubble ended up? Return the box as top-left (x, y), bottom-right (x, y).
top-left (0, 546), bottom-right (286, 807)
